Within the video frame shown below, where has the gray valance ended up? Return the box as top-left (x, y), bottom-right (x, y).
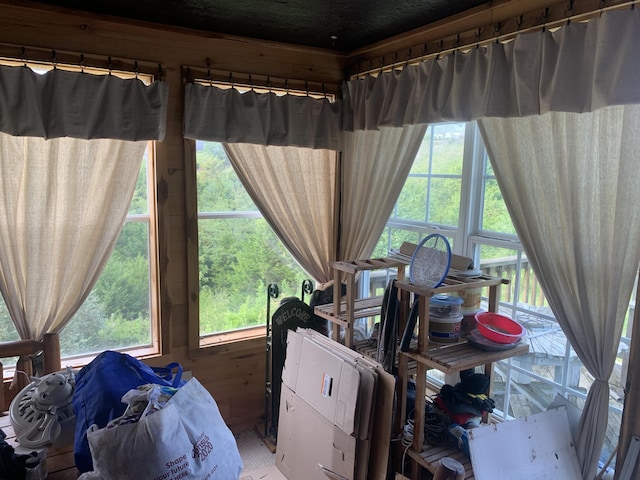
top-left (0, 64), bottom-right (168, 140)
top-left (342, 8), bottom-right (640, 131)
top-left (184, 83), bottom-right (342, 150)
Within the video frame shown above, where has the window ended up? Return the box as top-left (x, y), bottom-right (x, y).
top-left (369, 121), bottom-right (630, 466)
top-left (0, 59), bottom-right (160, 368)
top-left (196, 141), bottom-right (309, 342)
top-left (58, 146), bottom-right (159, 358)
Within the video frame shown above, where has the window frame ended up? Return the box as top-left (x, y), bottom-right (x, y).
top-left (0, 58), bottom-right (162, 372)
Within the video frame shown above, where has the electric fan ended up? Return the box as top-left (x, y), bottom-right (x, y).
top-left (9, 368), bottom-right (76, 449)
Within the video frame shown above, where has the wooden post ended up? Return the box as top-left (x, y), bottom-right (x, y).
top-left (42, 332), bottom-right (61, 374)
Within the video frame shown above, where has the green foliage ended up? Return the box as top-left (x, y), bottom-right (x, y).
top-left (92, 251), bottom-right (150, 320)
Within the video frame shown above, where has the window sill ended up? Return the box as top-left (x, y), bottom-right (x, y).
top-left (197, 326), bottom-right (267, 351)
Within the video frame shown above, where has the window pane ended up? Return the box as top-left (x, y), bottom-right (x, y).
top-left (198, 217), bottom-right (308, 335)
top-left (429, 177), bottom-right (461, 225)
top-left (196, 141), bottom-right (255, 212)
top-left (196, 141), bottom-right (310, 337)
top-left (60, 153), bottom-right (154, 357)
top-left (60, 221), bottom-right (152, 356)
top-left (391, 123), bottom-right (464, 226)
top-left (482, 156), bottom-right (517, 235)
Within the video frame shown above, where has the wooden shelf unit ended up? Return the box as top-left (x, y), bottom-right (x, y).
top-left (394, 274), bottom-right (529, 480)
top-left (313, 257), bottom-right (408, 347)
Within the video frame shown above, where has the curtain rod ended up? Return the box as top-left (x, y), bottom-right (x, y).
top-left (0, 43), bottom-right (164, 79)
top-left (183, 65), bottom-right (340, 97)
top-left (349, 0), bottom-right (635, 78)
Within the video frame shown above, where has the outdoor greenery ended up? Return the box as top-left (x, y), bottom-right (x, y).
top-left (0, 123), bottom-right (521, 355)
top-left (196, 142), bottom-right (309, 335)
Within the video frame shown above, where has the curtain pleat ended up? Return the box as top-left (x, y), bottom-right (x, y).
top-left (223, 143), bottom-right (337, 283)
top-left (342, 9), bottom-right (640, 131)
top-left (478, 105), bottom-right (640, 479)
top-left (0, 133), bottom-right (147, 340)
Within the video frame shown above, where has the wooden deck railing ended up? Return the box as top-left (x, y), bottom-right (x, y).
top-left (0, 332), bottom-right (61, 410)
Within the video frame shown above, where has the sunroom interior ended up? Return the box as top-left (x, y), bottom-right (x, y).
top-left (0, 0), bottom-right (639, 479)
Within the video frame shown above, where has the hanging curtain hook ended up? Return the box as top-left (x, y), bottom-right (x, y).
top-left (305, 80), bottom-right (309, 97)
top-left (206, 69), bottom-right (212, 86)
top-left (436, 39), bottom-right (443, 59)
top-left (565, 0), bottom-right (575, 24)
top-left (79, 53), bottom-right (86, 73)
top-left (51, 50), bottom-right (58, 69)
top-left (229, 71), bottom-right (234, 87)
top-left (185, 67), bottom-right (195, 83)
top-left (541, 8), bottom-right (549, 32)
top-left (21, 47), bottom-right (28, 67)
top-left (405, 48), bottom-right (411, 68)
top-left (494, 22), bottom-right (502, 44)
top-left (133, 60), bottom-right (139, 79)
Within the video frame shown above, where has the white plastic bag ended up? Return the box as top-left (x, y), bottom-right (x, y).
top-left (81, 377), bottom-right (243, 480)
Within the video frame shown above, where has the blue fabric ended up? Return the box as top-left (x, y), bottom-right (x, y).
top-left (72, 350), bottom-right (185, 473)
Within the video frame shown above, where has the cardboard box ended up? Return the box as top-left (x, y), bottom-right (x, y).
top-left (276, 329), bottom-right (395, 480)
top-left (276, 384), bottom-right (356, 480)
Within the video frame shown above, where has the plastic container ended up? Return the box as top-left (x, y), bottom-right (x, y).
top-left (457, 286), bottom-right (482, 314)
top-left (429, 294), bottom-right (463, 318)
top-left (429, 313), bottom-right (463, 343)
top-left (475, 311), bottom-right (524, 344)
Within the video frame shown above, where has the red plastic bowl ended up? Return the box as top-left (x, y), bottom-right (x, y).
top-left (474, 312), bottom-right (524, 344)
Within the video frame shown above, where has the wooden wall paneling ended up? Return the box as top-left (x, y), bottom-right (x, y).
top-left (0, 1), bottom-right (344, 433)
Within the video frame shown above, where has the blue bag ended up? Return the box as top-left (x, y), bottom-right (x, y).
top-left (72, 350), bottom-right (185, 473)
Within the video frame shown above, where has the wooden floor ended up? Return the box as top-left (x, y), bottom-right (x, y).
top-left (0, 412), bottom-right (79, 479)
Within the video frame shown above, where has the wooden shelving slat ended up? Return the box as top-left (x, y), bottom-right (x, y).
top-left (402, 342), bottom-right (529, 375)
top-left (314, 295), bottom-right (384, 325)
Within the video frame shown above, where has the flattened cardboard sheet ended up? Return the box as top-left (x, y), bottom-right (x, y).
top-left (468, 407), bottom-right (581, 480)
top-left (276, 385), bottom-right (356, 480)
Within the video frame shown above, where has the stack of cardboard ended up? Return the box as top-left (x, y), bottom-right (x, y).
top-left (267, 328), bottom-right (395, 480)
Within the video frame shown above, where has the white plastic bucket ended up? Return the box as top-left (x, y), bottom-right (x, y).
top-left (429, 314), bottom-right (463, 343)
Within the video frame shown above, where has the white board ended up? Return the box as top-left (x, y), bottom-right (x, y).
top-left (468, 407), bottom-right (581, 480)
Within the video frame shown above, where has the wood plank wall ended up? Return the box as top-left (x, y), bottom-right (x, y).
top-left (0, 1), bottom-right (346, 433)
top-left (1, 0), bottom-right (636, 440)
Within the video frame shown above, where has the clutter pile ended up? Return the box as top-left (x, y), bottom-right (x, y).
top-left (425, 369), bottom-right (495, 457)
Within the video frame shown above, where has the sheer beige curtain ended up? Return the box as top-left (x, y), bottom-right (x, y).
top-left (223, 143), bottom-right (337, 283)
top-left (0, 64), bottom-right (168, 345)
top-left (339, 125), bottom-right (427, 260)
top-left (478, 105), bottom-right (640, 479)
top-left (0, 133), bottom-right (147, 340)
